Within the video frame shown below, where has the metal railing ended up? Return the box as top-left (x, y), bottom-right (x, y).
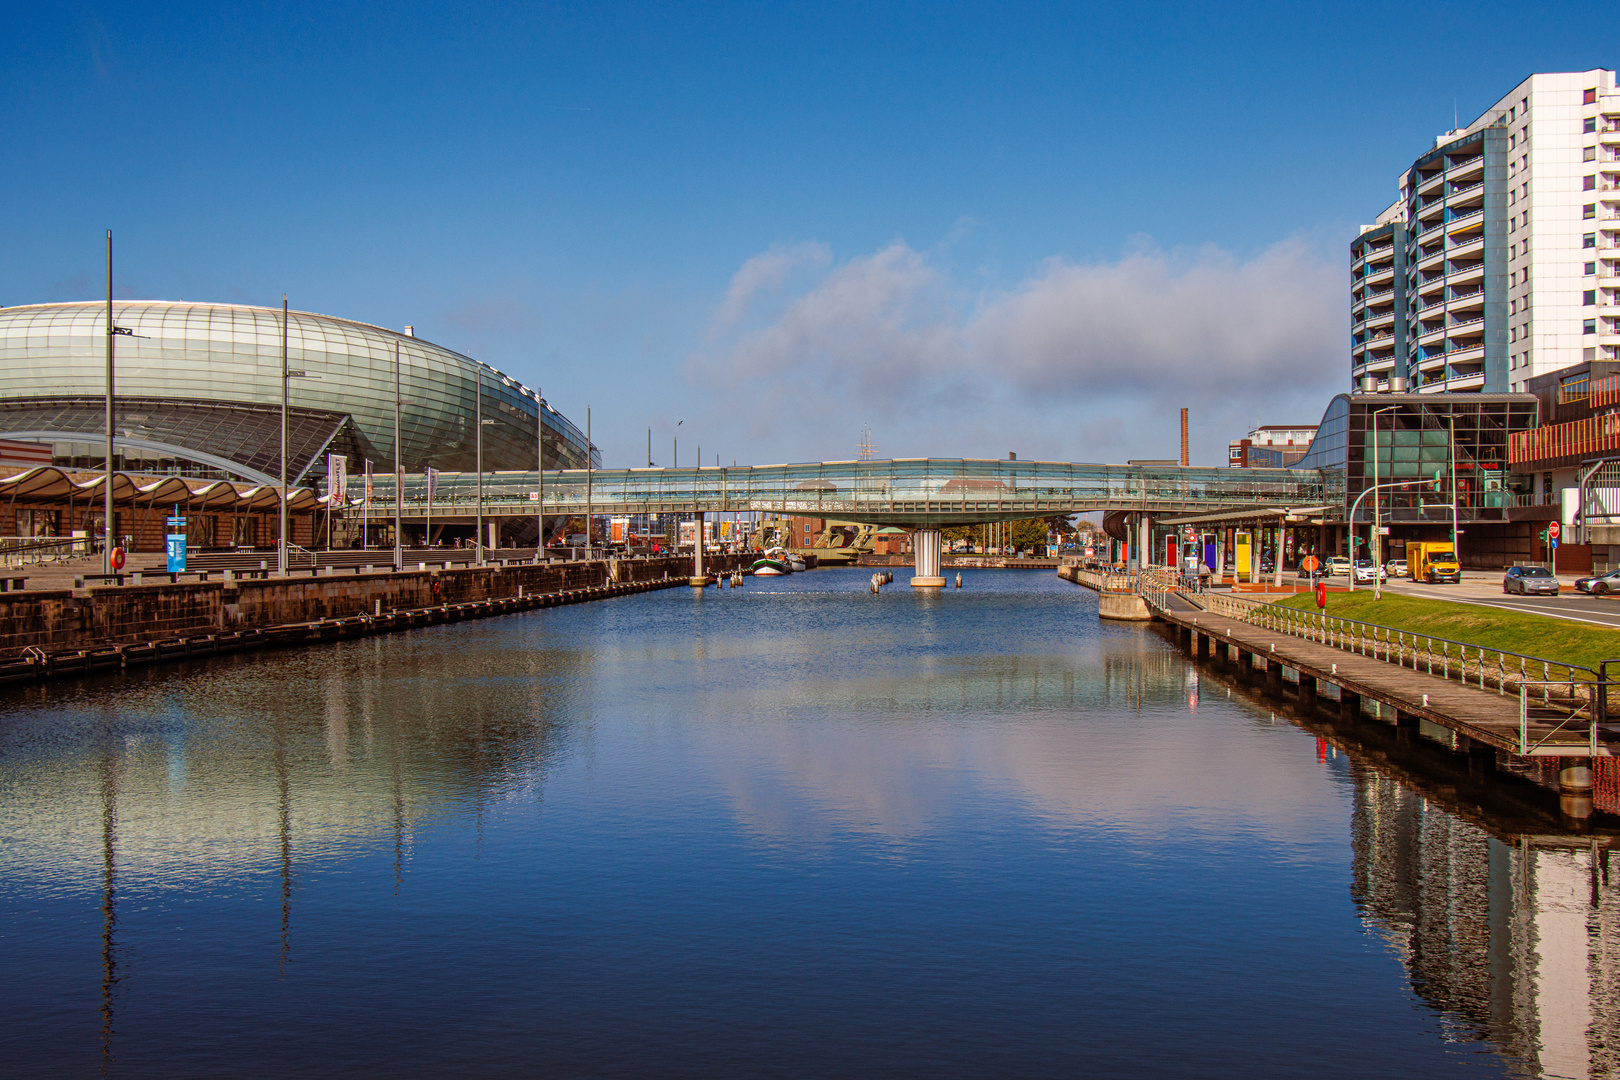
top-left (1218, 597), bottom-right (1600, 707)
top-left (0, 535), bottom-right (93, 568)
top-left (1519, 682), bottom-right (1601, 757)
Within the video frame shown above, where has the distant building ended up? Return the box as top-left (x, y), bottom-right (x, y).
top-left (1227, 425), bottom-right (1317, 468)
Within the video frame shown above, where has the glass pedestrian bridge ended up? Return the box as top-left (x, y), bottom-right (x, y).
top-left (353, 458), bottom-right (1337, 526)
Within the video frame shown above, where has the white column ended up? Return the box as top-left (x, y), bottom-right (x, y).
top-left (1273, 525), bottom-right (1284, 587)
top-left (692, 511), bottom-right (706, 582)
top-left (910, 528), bottom-right (945, 587)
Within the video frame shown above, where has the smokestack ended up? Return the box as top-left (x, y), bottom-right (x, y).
top-left (1180, 408), bottom-right (1189, 467)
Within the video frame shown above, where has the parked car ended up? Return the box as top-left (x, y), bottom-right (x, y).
top-left (1575, 568), bottom-right (1620, 595)
top-left (1384, 559), bottom-right (1408, 578)
top-left (1352, 559), bottom-right (1387, 584)
top-left (1503, 565), bottom-right (1560, 595)
top-left (1325, 556), bottom-right (1351, 577)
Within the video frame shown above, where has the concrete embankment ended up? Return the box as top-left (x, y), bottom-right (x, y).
top-left (1056, 564), bottom-right (1151, 620)
top-left (862, 555), bottom-right (1059, 570)
top-left (0, 554), bottom-right (747, 681)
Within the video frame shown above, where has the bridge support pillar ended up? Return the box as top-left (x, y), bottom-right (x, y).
top-left (1339, 690), bottom-right (1360, 721)
top-left (1298, 673), bottom-right (1317, 704)
top-left (1560, 758), bottom-right (1595, 820)
top-left (1195, 632), bottom-right (1209, 660)
top-left (1266, 658), bottom-right (1282, 692)
top-left (689, 512), bottom-right (710, 588)
top-left (910, 528), bottom-right (945, 588)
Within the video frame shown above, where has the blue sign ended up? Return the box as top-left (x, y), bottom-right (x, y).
top-left (166, 516), bottom-right (187, 527)
top-left (166, 532), bottom-right (187, 572)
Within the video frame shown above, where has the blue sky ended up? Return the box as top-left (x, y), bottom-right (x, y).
top-left (5, 2), bottom-right (1618, 466)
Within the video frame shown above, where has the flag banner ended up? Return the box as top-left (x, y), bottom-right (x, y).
top-left (328, 454), bottom-right (347, 506)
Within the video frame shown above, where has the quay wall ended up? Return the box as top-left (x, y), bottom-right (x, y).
top-left (0, 555), bottom-right (746, 657)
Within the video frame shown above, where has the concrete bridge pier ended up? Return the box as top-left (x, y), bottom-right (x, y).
top-left (1561, 758), bottom-right (1595, 820)
top-left (689, 512), bottom-right (710, 588)
top-left (910, 528), bottom-right (946, 588)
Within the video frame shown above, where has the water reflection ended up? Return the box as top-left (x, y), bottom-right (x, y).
top-left (2, 570), bottom-right (1617, 1077)
top-left (1350, 776), bottom-right (1617, 1079)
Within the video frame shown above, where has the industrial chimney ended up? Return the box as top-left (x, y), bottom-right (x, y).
top-left (1180, 408), bottom-right (1189, 467)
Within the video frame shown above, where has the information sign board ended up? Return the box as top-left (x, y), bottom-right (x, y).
top-left (166, 532), bottom-right (187, 572)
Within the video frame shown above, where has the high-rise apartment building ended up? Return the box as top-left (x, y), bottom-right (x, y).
top-left (1352, 70), bottom-right (1620, 394)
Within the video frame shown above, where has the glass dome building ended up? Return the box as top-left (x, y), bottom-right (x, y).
top-left (0, 301), bottom-right (595, 487)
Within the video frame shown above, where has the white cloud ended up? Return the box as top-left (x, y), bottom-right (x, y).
top-left (710, 241), bottom-right (831, 331)
top-left (690, 236), bottom-right (1346, 464)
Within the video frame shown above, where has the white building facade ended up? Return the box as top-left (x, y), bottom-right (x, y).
top-left (1353, 70), bottom-right (1620, 394)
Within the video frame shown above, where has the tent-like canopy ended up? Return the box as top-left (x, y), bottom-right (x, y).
top-left (0, 466), bottom-right (321, 512)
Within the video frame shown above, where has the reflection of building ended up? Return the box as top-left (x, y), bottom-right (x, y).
top-left (1349, 771), bottom-right (1619, 1077)
top-left (1351, 70), bottom-right (1620, 395)
top-left (0, 301), bottom-right (595, 488)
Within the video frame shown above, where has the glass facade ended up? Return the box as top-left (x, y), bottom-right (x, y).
top-left (0, 302), bottom-right (595, 484)
top-left (1297, 393), bottom-right (1539, 523)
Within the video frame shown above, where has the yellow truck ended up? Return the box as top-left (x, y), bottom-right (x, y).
top-left (1408, 542), bottom-right (1461, 584)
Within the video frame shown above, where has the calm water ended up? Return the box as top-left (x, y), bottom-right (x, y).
top-left (1, 568), bottom-right (1613, 1078)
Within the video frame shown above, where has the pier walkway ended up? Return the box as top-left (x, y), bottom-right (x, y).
top-left (1140, 584), bottom-right (1620, 763)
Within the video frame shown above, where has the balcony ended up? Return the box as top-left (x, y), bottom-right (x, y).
top-left (1418, 172), bottom-right (1446, 196)
top-left (1447, 342), bottom-right (1485, 363)
top-left (1418, 326), bottom-right (1448, 347)
top-left (1363, 311), bottom-right (1395, 331)
top-left (1416, 219), bottom-right (1447, 244)
top-left (1363, 267), bottom-right (1395, 289)
top-left (1448, 314), bottom-right (1485, 332)
top-left (1448, 263), bottom-right (1485, 288)
top-left (1447, 157), bottom-right (1485, 184)
top-left (1418, 248), bottom-right (1447, 273)
top-left (1417, 299), bottom-right (1448, 321)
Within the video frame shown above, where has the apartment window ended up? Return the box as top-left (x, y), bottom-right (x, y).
top-left (1586, 117), bottom-right (1599, 134)
top-left (1587, 204), bottom-right (1598, 219)
top-left (1586, 320), bottom-right (1598, 334)
top-left (1510, 107), bottom-right (1517, 122)
top-left (1586, 88), bottom-right (1599, 105)
top-left (1588, 233), bottom-right (1599, 248)
top-left (1522, 97), bottom-right (1529, 111)
top-left (1586, 290), bottom-right (1598, 305)
top-left (1588, 263), bottom-right (1599, 275)
top-left (1587, 147), bottom-right (1599, 162)
top-left (1587, 175), bottom-right (1598, 190)
top-left (1510, 134), bottom-right (1517, 149)
top-left (1511, 327), bottom-right (1518, 342)
top-left (1511, 299), bottom-right (1518, 314)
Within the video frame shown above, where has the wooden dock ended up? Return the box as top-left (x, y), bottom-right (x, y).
top-left (1149, 592), bottom-right (1620, 761)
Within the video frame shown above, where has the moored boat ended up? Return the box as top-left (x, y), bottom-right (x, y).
top-left (752, 558), bottom-right (790, 576)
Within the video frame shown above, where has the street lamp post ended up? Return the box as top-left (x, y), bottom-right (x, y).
top-left (1370, 404), bottom-right (1400, 599)
top-left (475, 364), bottom-right (494, 565)
top-left (394, 340), bottom-right (403, 570)
top-left (279, 295), bottom-right (289, 575)
top-left (535, 389), bottom-right (545, 562)
top-left (1348, 478), bottom-right (1430, 592)
top-left (103, 231), bottom-right (118, 575)
top-left (585, 406), bottom-right (593, 559)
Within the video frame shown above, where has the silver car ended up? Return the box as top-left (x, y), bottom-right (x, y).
top-left (1503, 566), bottom-right (1559, 595)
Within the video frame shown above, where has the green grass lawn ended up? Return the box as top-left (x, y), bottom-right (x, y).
top-left (1271, 590), bottom-right (1620, 674)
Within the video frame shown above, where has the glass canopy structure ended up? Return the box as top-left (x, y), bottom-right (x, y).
top-left (0, 301), bottom-right (595, 486)
top-left (355, 458), bottom-right (1338, 527)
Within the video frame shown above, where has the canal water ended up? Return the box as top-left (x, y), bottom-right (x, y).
top-left (1, 568), bottom-right (1613, 1078)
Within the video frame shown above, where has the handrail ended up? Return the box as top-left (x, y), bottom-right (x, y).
top-left (1232, 599), bottom-right (1600, 708)
top-left (1140, 577), bottom-right (1605, 715)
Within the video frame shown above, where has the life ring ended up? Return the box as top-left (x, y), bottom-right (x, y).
top-left (110, 547), bottom-right (126, 571)
top-left (431, 578), bottom-right (441, 597)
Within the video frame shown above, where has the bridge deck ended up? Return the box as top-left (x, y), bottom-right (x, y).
top-left (1155, 600), bottom-right (1620, 759)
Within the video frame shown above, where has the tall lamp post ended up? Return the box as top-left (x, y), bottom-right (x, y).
top-left (102, 232), bottom-right (131, 575)
top-left (535, 388), bottom-right (545, 562)
top-left (475, 364), bottom-right (494, 565)
top-left (279, 296), bottom-right (290, 574)
top-left (394, 340), bottom-right (404, 570)
top-left (1371, 404), bottom-right (1399, 600)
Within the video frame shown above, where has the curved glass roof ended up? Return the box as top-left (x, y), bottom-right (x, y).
top-left (0, 301), bottom-right (595, 477)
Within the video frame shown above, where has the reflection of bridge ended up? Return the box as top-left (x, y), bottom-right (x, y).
top-left (357, 458), bottom-right (1332, 526)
